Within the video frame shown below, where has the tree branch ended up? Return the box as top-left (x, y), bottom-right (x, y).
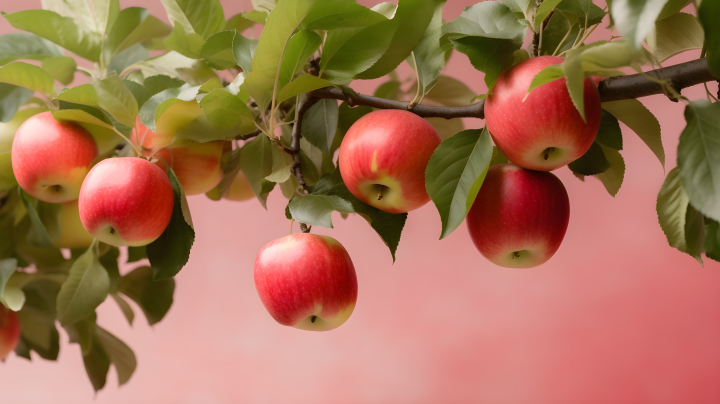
top-left (309, 58), bottom-right (718, 119)
top-left (290, 95), bottom-right (319, 233)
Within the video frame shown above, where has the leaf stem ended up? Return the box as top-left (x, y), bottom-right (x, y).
top-left (408, 51), bottom-right (423, 109)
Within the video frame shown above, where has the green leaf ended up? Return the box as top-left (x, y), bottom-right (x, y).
top-left (449, 36), bottom-right (519, 91)
top-left (657, 167), bottom-right (704, 263)
top-left (373, 80), bottom-right (402, 100)
top-left (117, 266), bottom-right (174, 325)
top-left (232, 33), bottom-right (259, 75)
top-left (160, 0), bottom-right (225, 39)
top-left (138, 83), bottom-right (200, 131)
top-left (146, 168), bottom-right (195, 280)
top-left (355, 0), bottom-right (440, 80)
top-left (0, 258), bottom-right (24, 311)
top-left (95, 326), bottom-right (137, 386)
top-left (302, 98), bottom-right (339, 156)
top-left (16, 283), bottom-right (60, 360)
top-left (540, 12), bottom-right (580, 56)
top-left (425, 117), bottom-right (465, 140)
top-left (108, 45), bottom-right (150, 77)
top-left (127, 246), bottom-right (147, 263)
top-left (51, 108), bottom-right (113, 129)
top-left (2, 10), bottom-right (102, 61)
top-left (199, 88), bottom-right (253, 133)
top-left (56, 246), bottom-right (111, 326)
top-left (0, 32), bottom-right (63, 65)
top-left (678, 100), bottom-right (720, 222)
top-left (93, 74), bottom-right (139, 128)
top-left (121, 79), bottom-right (152, 110)
top-left (611, 0), bottom-right (670, 49)
top-left (111, 293), bottom-right (134, 325)
top-left (561, 48), bottom-right (586, 122)
top-left (651, 13), bottom-right (704, 63)
top-left (243, 10), bottom-right (268, 25)
top-left (579, 41), bottom-right (636, 71)
top-left (144, 75), bottom-right (186, 96)
top-left (41, 57), bottom-right (77, 85)
top-left (164, 24), bottom-right (204, 59)
top-left (535, 0), bottom-right (563, 29)
top-left (130, 51), bottom-right (209, 82)
top-left (18, 189), bottom-right (55, 248)
top-left (80, 330), bottom-right (110, 392)
top-left (698, 0), bottom-right (720, 78)
top-left (425, 128), bottom-right (493, 239)
top-left (276, 75), bottom-right (335, 104)
top-left (568, 141), bottom-right (611, 175)
top-left (200, 30), bottom-right (237, 70)
top-left (105, 7), bottom-right (171, 61)
top-left (287, 195), bottom-right (354, 228)
top-left (595, 110), bottom-right (623, 150)
top-left (278, 30), bottom-right (321, 91)
top-left (704, 219), bottom-right (720, 262)
top-left (55, 84), bottom-right (99, 107)
top-left (555, 0), bottom-right (607, 27)
top-left (405, 0), bottom-right (450, 102)
top-left (0, 62), bottom-right (56, 96)
top-left (0, 83), bottom-right (34, 123)
top-left (225, 12), bottom-right (255, 33)
top-left (602, 99), bottom-right (664, 169)
top-left (424, 76), bottom-right (476, 107)
top-left (334, 102), bottom-right (372, 152)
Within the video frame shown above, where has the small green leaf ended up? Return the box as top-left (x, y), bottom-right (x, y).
top-left (611, 0), bottom-right (670, 49)
top-left (225, 12), bottom-right (255, 33)
top-left (425, 128), bottom-right (493, 239)
top-left (704, 219), bottom-right (720, 262)
top-left (143, 75), bottom-right (186, 96)
top-left (450, 36), bottom-right (520, 91)
top-left (17, 189), bottom-right (55, 248)
top-left (595, 110), bottom-right (623, 150)
top-left (657, 0), bottom-right (692, 20)
top-left (302, 99), bottom-right (339, 156)
top-left (276, 75), bottom-right (335, 104)
top-left (602, 99), bottom-right (664, 169)
top-left (0, 258), bottom-right (24, 311)
top-left (160, 0), bottom-right (225, 39)
top-left (200, 30), bottom-right (237, 70)
top-left (373, 80), bottom-right (402, 100)
top-left (698, 0), bottom-right (720, 78)
top-left (541, 12), bottom-right (580, 56)
top-left (425, 117), bottom-right (465, 140)
top-left (95, 325), bottom-right (137, 386)
top-left (147, 168), bottom-right (195, 281)
top-left (51, 108), bottom-right (113, 129)
top-left (535, 0), bottom-right (563, 29)
top-left (93, 74), bottom-right (139, 127)
top-left (138, 83), bottom-right (200, 131)
top-left (41, 57), bottom-right (76, 85)
top-left (111, 293), bottom-right (134, 325)
top-left (424, 76), bottom-right (477, 107)
top-left (278, 30), bottom-right (321, 92)
top-left (232, 33), bottom-right (259, 76)
top-left (595, 145), bottom-right (626, 197)
top-left (0, 83), bottom-right (34, 123)
top-left (127, 246), bottom-right (147, 263)
top-left (0, 32), bottom-right (63, 65)
top-left (199, 88), bottom-right (253, 133)
top-left (579, 41), bottom-right (636, 71)
top-left (657, 167), bottom-right (704, 263)
top-left (243, 10), bottom-right (268, 25)
top-left (288, 195), bottom-right (354, 228)
top-left (132, 51), bottom-right (217, 84)
top-left (651, 13), bottom-right (704, 63)
top-left (56, 246), bottom-right (111, 326)
top-left (556, 0), bottom-right (607, 27)
top-left (678, 100), bottom-right (720, 223)
top-left (105, 7), bottom-right (171, 61)
top-left (2, 10), bottom-right (102, 61)
top-left (568, 141), bottom-right (611, 175)
top-left (118, 265), bottom-right (174, 324)
top-left (562, 48), bottom-right (586, 122)
top-left (0, 62), bottom-right (56, 96)
top-left (121, 79), bottom-right (152, 110)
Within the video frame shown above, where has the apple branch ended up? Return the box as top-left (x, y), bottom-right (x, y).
top-left (289, 95), bottom-right (320, 233)
top-left (308, 58), bottom-right (718, 120)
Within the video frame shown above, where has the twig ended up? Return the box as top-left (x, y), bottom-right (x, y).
top-left (236, 128), bottom-right (262, 141)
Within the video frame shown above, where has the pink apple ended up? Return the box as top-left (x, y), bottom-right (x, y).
top-left (339, 109), bottom-right (442, 213)
top-left (0, 107), bottom-right (46, 192)
top-left (254, 234), bottom-right (358, 331)
top-left (153, 140), bottom-right (224, 196)
top-left (466, 164), bottom-right (570, 268)
top-left (132, 116), bottom-right (173, 157)
top-left (79, 157), bottom-right (174, 247)
top-left (52, 200), bottom-right (95, 249)
top-left (0, 304), bottom-right (20, 361)
top-left (485, 56), bottom-right (601, 171)
top-left (11, 111), bottom-right (98, 203)
top-left (224, 171), bottom-right (254, 201)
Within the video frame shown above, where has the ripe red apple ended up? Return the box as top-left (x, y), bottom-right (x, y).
top-left (254, 234), bottom-right (358, 331)
top-left (224, 171), bottom-right (254, 201)
top-left (52, 200), bottom-right (94, 249)
top-left (11, 111), bottom-right (98, 203)
top-left (485, 56), bottom-right (601, 171)
top-left (0, 305), bottom-right (20, 361)
top-left (153, 140), bottom-right (224, 196)
top-left (338, 109), bottom-right (442, 213)
top-left (466, 164), bottom-right (570, 268)
top-left (79, 157), bottom-right (174, 247)
top-left (132, 116), bottom-right (173, 157)
top-left (0, 108), bottom-right (46, 192)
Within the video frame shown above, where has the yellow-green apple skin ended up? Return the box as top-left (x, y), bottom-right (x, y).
top-left (224, 171), bottom-right (254, 201)
top-left (0, 108), bottom-right (46, 191)
top-left (338, 109), bottom-right (442, 213)
top-left (11, 111), bottom-right (98, 203)
top-left (79, 157), bottom-right (174, 247)
top-left (466, 164), bottom-right (570, 268)
top-left (154, 140), bottom-right (224, 196)
top-left (132, 101), bottom-right (204, 156)
top-left (52, 199), bottom-right (94, 249)
top-left (254, 234), bottom-right (358, 331)
top-left (0, 304), bottom-right (20, 360)
top-left (484, 56), bottom-right (601, 171)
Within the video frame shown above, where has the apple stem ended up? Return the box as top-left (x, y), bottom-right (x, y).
top-left (44, 185), bottom-right (61, 193)
top-left (377, 185), bottom-right (386, 201)
top-left (109, 227), bottom-right (115, 235)
top-left (513, 252), bottom-right (520, 258)
top-left (310, 315), bottom-right (317, 323)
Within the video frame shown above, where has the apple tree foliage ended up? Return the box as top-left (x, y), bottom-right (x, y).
top-left (0, 0), bottom-right (718, 391)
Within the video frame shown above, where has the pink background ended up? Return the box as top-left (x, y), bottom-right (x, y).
top-left (1, 1), bottom-right (719, 403)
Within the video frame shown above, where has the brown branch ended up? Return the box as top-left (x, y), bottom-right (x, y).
top-left (236, 128), bottom-right (261, 141)
top-left (309, 58), bottom-right (718, 120)
top-left (290, 95), bottom-right (319, 234)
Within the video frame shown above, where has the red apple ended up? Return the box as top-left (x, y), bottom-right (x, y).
top-left (224, 171), bottom-right (254, 201)
top-left (0, 305), bottom-right (20, 361)
top-left (485, 56), bottom-right (601, 171)
top-left (52, 200), bottom-right (94, 249)
top-left (153, 140), bottom-right (224, 196)
top-left (339, 109), bottom-right (442, 213)
top-left (0, 107), bottom-right (46, 192)
top-left (466, 164), bottom-right (570, 268)
top-left (11, 111), bottom-right (98, 203)
top-left (132, 116), bottom-right (173, 157)
top-left (254, 234), bottom-right (358, 331)
top-left (79, 157), bottom-right (174, 247)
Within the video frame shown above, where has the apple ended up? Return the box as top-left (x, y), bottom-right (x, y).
top-left (338, 109), bottom-right (442, 213)
top-left (11, 111), bottom-right (98, 203)
top-left (0, 304), bottom-right (20, 361)
top-left (466, 163), bottom-right (570, 268)
top-left (0, 108), bottom-right (46, 192)
top-left (484, 56), bottom-right (601, 171)
top-left (132, 101), bottom-right (204, 156)
top-left (52, 200), bottom-right (94, 249)
top-left (132, 116), bottom-right (173, 156)
top-left (224, 171), bottom-right (254, 201)
top-left (153, 140), bottom-right (224, 196)
top-left (79, 157), bottom-right (174, 247)
top-left (254, 234), bottom-right (358, 331)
